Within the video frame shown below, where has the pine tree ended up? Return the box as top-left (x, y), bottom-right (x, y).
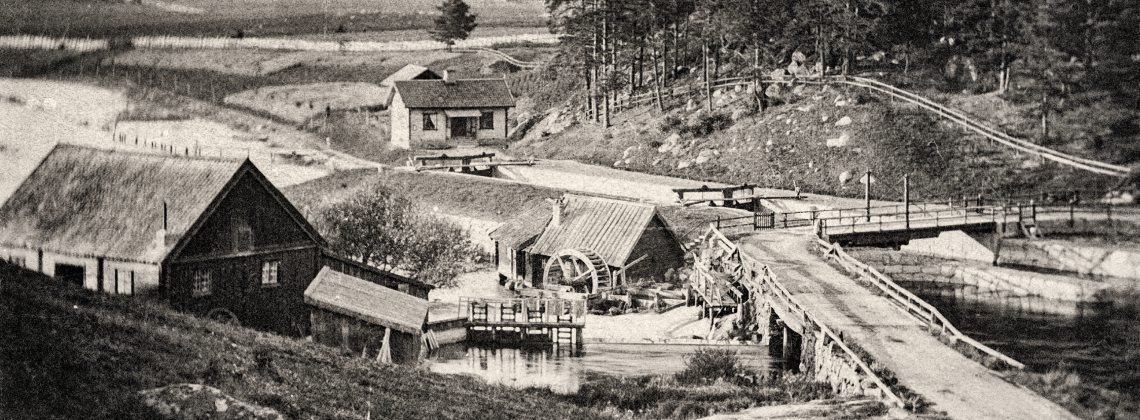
top-left (430, 0), bottom-right (478, 51)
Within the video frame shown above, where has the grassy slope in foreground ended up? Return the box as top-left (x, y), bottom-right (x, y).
top-left (0, 264), bottom-right (609, 420)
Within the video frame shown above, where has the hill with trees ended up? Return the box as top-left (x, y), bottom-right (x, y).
top-left (507, 0), bottom-right (1140, 201)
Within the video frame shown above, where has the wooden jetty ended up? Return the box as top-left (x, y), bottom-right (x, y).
top-left (460, 297), bottom-right (586, 346)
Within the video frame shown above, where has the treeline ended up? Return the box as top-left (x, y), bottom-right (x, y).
top-left (547, 0), bottom-right (1140, 139)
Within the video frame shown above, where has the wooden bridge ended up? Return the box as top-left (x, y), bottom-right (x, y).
top-left (459, 297), bottom-right (586, 346)
top-left (688, 226), bottom-right (1078, 419)
top-left (713, 201), bottom-right (1049, 247)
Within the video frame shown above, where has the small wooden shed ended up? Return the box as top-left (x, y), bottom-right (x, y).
top-left (304, 267), bottom-right (428, 364)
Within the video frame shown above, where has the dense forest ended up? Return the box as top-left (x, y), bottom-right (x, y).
top-left (542, 0), bottom-right (1140, 161)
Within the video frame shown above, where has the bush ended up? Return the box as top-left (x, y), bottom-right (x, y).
top-left (679, 113), bottom-right (733, 137)
top-left (659, 114), bottom-right (684, 133)
top-left (675, 348), bottom-right (746, 385)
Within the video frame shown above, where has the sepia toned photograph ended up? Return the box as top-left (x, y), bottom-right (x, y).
top-left (1, 0), bottom-right (1138, 419)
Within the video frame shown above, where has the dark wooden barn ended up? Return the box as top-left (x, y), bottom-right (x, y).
top-left (489, 194), bottom-right (685, 293)
top-left (0, 145), bottom-right (430, 337)
top-left (305, 267), bottom-right (428, 364)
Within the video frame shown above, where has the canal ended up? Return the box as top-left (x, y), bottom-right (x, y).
top-left (900, 278), bottom-right (1140, 406)
top-left (427, 343), bottom-right (776, 393)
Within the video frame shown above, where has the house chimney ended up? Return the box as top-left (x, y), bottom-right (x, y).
top-left (548, 198), bottom-right (563, 228)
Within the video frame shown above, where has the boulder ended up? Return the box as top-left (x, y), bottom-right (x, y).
top-left (835, 116), bottom-right (853, 126)
top-left (765, 84), bottom-right (782, 98)
top-left (139, 384), bottom-right (285, 420)
top-left (677, 160), bottom-right (692, 169)
top-left (839, 171), bottom-right (852, 184)
top-left (622, 145), bottom-right (637, 159)
top-left (1020, 159), bottom-right (1042, 169)
top-left (826, 132), bottom-right (850, 148)
top-left (685, 99), bottom-right (697, 111)
top-left (792, 85), bottom-right (806, 96)
top-left (821, 115), bottom-right (829, 123)
top-left (792, 51), bottom-right (807, 63)
top-left (695, 149), bottom-right (716, 164)
top-left (731, 109), bottom-right (747, 121)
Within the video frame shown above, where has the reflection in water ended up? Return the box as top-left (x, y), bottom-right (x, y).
top-left (428, 344), bottom-right (774, 394)
top-left (902, 281), bottom-right (1115, 371)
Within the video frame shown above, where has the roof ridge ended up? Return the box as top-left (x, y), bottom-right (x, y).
top-left (56, 142), bottom-right (247, 164)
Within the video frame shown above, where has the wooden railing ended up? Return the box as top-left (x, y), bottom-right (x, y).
top-left (698, 226), bottom-right (907, 408)
top-left (458, 297), bottom-right (586, 325)
top-left (815, 239), bottom-right (1026, 369)
top-left (454, 48), bottom-right (543, 69)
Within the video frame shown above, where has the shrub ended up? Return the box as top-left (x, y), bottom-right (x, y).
top-left (679, 113), bottom-right (732, 137)
top-left (659, 114), bottom-right (684, 132)
top-left (675, 348), bottom-right (745, 384)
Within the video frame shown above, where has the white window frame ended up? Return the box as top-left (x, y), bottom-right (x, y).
top-left (192, 269), bottom-right (212, 297)
top-left (261, 260), bottom-right (279, 287)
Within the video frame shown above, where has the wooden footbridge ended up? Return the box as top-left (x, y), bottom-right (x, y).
top-left (712, 200), bottom-right (1045, 247)
top-left (459, 297), bottom-right (586, 346)
top-left (687, 225), bottom-right (1078, 419)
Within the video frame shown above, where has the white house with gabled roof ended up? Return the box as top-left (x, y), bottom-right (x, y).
top-left (388, 70), bottom-right (516, 149)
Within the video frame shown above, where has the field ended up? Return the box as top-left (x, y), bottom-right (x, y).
top-left (225, 83), bottom-right (391, 123)
top-left (0, 0), bottom-right (547, 38)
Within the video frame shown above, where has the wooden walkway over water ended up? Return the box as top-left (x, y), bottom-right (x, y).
top-left (459, 297), bottom-right (586, 346)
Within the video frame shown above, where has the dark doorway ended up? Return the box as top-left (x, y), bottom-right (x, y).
top-left (55, 263), bottom-right (85, 287)
top-left (450, 117), bottom-right (472, 138)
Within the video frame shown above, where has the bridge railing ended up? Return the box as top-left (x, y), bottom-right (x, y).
top-left (699, 226), bottom-right (908, 408)
top-left (815, 239), bottom-right (1026, 370)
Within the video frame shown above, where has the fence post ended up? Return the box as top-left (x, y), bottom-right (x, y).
top-left (716, 216), bottom-right (721, 230)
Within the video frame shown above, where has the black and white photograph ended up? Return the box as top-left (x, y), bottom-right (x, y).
top-left (1, 0), bottom-right (1138, 418)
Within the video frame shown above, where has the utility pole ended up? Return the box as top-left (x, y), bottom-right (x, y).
top-left (865, 171), bottom-right (871, 222)
top-left (903, 175), bottom-right (909, 230)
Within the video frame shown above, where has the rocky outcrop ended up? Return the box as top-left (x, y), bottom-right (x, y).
top-left (139, 384), bottom-right (285, 420)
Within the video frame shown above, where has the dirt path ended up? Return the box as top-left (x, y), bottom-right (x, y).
top-left (739, 230), bottom-right (1078, 420)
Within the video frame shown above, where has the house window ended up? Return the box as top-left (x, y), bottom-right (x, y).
top-left (232, 217), bottom-right (253, 252)
top-left (192, 269), bottom-right (212, 297)
top-left (479, 111), bottom-right (494, 130)
top-left (422, 113), bottom-right (437, 130)
top-left (261, 260), bottom-right (279, 286)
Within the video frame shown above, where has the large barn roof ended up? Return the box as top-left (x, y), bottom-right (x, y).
top-left (0, 145), bottom-right (245, 263)
top-left (304, 267), bottom-right (428, 335)
top-left (526, 195), bottom-right (660, 267)
top-left (392, 79), bottom-right (515, 109)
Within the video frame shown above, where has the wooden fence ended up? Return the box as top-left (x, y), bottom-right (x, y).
top-left (0, 35), bottom-right (108, 51)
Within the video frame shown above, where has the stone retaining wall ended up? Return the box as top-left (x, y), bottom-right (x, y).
top-left (999, 239), bottom-right (1140, 283)
top-left (849, 249), bottom-right (1108, 302)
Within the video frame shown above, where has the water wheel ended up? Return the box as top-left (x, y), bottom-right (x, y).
top-left (542, 248), bottom-right (612, 294)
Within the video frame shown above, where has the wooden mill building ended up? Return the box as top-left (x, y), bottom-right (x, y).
top-left (489, 194), bottom-right (685, 293)
top-left (0, 145), bottom-right (430, 336)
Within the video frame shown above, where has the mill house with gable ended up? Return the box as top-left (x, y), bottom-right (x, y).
top-left (489, 195), bottom-right (686, 293)
top-left (0, 144), bottom-right (430, 337)
top-left (389, 70), bottom-right (516, 149)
